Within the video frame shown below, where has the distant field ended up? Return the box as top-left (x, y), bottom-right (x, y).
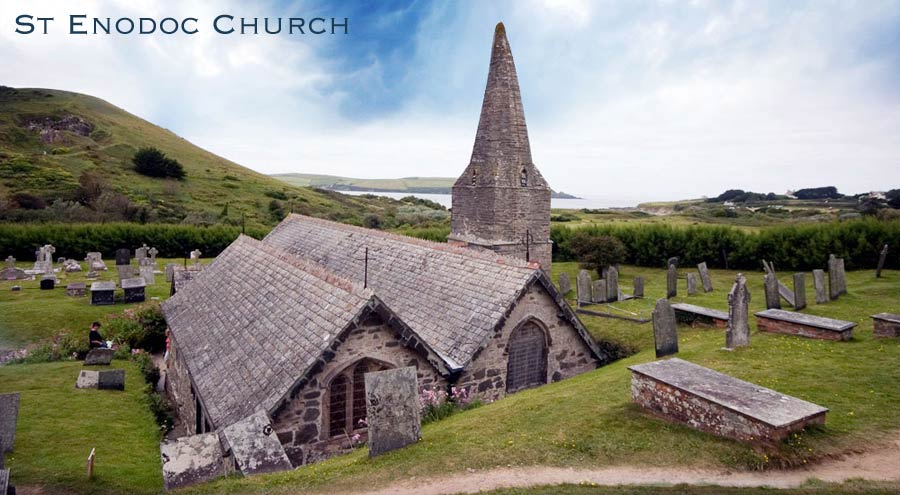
top-left (271, 173), bottom-right (454, 193)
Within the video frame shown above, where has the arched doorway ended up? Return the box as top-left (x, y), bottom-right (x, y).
top-left (506, 320), bottom-right (547, 393)
top-left (327, 358), bottom-right (392, 437)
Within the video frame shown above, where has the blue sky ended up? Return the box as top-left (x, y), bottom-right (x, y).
top-left (1, 0), bottom-right (899, 204)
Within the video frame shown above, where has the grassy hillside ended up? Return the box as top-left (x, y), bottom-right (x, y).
top-left (0, 87), bottom-right (426, 228)
top-left (272, 173), bottom-right (454, 192)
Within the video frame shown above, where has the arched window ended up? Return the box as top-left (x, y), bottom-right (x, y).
top-left (520, 168), bottom-right (528, 187)
top-left (471, 168), bottom-right (478, 185)
top-left (506, 321), bottom-right (547, 393)
top-left (327, 359), bottom-right (392, 437)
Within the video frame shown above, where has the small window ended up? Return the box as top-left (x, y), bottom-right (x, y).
top-left (506, 321), bottom-right (547, 393)
top-left (329, 375), bottom-right (349, 436)
top-left (471, 168), bottom-right (478, 186)
top-left (520, 168), bottom-right (528, 187)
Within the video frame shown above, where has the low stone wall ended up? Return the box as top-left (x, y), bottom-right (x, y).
top-left (872, 313), bottom-right (900, 338)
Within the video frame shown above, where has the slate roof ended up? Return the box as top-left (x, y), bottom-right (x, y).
top-left (263, 214), bottom-right (597, 368)
top-left (161, 235), bottom-right (378, 427)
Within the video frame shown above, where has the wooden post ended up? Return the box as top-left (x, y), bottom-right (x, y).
top-left (87, 448), bottom-right (95, 479)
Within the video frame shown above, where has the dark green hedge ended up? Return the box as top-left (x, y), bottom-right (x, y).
top-left (552, 219), bottom-right (900, 271)
top-left (0, 223), bottom-right (269, 260)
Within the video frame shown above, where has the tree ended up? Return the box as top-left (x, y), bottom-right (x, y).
top-left (794, 186), bottom-right (841, 200)
top-left (133, 147), bottom-right (186, 180)
top-left (566, 231), bottom-right (627, 277)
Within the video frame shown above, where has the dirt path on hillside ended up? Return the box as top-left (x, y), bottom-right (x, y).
top-left (336, 433), bottom-right (900, 495)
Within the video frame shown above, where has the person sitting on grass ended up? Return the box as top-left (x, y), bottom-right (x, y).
top-left (88, 322), bottom-right (107, 349)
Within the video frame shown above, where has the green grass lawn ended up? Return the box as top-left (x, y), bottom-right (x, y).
top-left (0, 258), bottom-right (183, 349)
top-left (0, 360), bottom-right (164, 494)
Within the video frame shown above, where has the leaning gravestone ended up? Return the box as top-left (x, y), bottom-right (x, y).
top-left (84, 348), bottom-right (115, 366)
top-left (221, 410), bottom-right (292, 476)
top-left (686, 273), bottom-right (699, 296)
top-left (160, 433), bottom-right (226, 490)
top-left (606, 266), bottom-right (619, 303)
top-left (633, 277), bottom-right (645, 298)
top-left (115, 248), bottom-right (131, 267)
top-left (652, 298), bottom-right (678, 358)
top-left (592, 279), bottom-right (607, 303)
top-left (876, 244), bottom-right (888, 278)
top-left (365, 366), bottom-right (421, 457)
top-left (726, 274), bottom-right (751, 349)
top-left (812, 269), bottom-right (828, 304)
top-left (697, 262), bottom-right (713, 292)
top-left (0, 393), bottom-right (20, 454)
top-left (666, 264), bottom-right (677, 299)
top-left (558, 272), bottom-right (572, 295)
top-left (764, 273), bottom-right (781, 310)
top-left (576, 270), bottom-right (592, 304)
top-left (793, 273), bottom-right (807, 311)
top-left (828, 254), bottom-right (847, 300)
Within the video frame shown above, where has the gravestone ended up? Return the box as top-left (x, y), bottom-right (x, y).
top-left (697, 262), bottom-right (713, 292)
top-left (633, 277), bottom-right (645, 298)
top-left (86, 252), bottom-right (108, 271)
top-left (165, 263), bottom-right (178, 283)
top-left (876, 244), bottom-right (888, 278)
top-left (792, 273), bottom-right (807, 310)
top-left (592, 279), bottom-right (607, 303)
top-left (1, 256), bottom-right (27, 281)
top-left (667, 257), bottom-right (679, 268)
top-left (63, 258), bottom-right (82, 272)
top-left (686, 273), bottom-right (699, 296)
top-left (40, 275), bottom-right (55, 290)
top-left (558, 272), bottom-right (572, 295)
top-left (726, 274), bottom-right (751, 349)
top-left (812, 269), bottom-right (828, 304)
top-left (90, 281), bottom-right (116, 306)
top-left (764, 273), bottom-right (781, 310)
top-left (76, 369), bottom-right (125, 390)
top-left (122, 277), bottom-right (147, 303)
top-left (140, 265), bottom-right (155, 285)
top-left (606, 266), bottom-right (619, 303)
top-left (84, 348), bottom-right (115, 366)
top-left (148, 247), bottom-right (159, 265)
top-left (576, 270), bottom-right (592, 304)
top-left (66, 282), bottom-right (87, 297)
top-left (160, 433), bottom-right (226, 490)
top-left (0, 393), bottom-right (20, 454)
top-left (135, 244), bottom-right (149, 262)
top-left (117, 265), bottom-right (136, 285)
top-left (221, 410), bottom-right (292, 476)
top-left (666, 264), bottom-right (677, 299)
top-left (190, 249), bottom-right (202, 266)
top-left (652, 298), bottom-right (678, 358)
top-left (828, 255), bottom-right (847, 300)
top-left (365, 366), bottom-right (421, 457)
top-left (115, 248), bottom-right (131, 267)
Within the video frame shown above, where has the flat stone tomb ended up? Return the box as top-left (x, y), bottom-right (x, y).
top-left (755, 309), bottom-right (855, 341)
top-left (670, 303), bottom-right (729, 329)
top-left (160, 432), bottom-right (226, 490)
top-left (365, 366), bottom-right (421, 457)
top-left (66, 282), bottom-right (87, 297)
top-left (76, 369), bottom-right (125, 390)
top-left (122, 277), bottom-right (147, 304)
top-left (628, 358), bottom-right (828, 443)
top-left (221, 410), bottom-right (292, 476)
top-left (871, 313), bottom-right (900, 338)
top-left (90, 281), bottom-right (116, 306)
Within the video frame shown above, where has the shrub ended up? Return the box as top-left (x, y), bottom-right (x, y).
top-left (566, 231), bottom-right (627, 277)
top-left (105, 304), bottom-right (167, 353)
top-left (10, 192), bottom-right (46, 210)
top-left (133, 147), bottom-right (185, 180)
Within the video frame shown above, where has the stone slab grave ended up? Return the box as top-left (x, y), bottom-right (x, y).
top-left (812, 269), bottom-right (828, 304)
top-left (591, 279), bottom-right (607, 303)
top-left (0, 393), bottom-right (20, 455)
top-left (666, 264), bottom-right (677, 299)
top-left (871, 313), bottom-right (900, 338)
top-left (628, 358), bottom-right (828, 443)
top-left (726, 274), bottom-right (751, 349)
top-left (697, 262), bottom-right (713, 292)
top-left (558, 272), bottom-right (571, 295)
top-left (576, 269), bottom-right (592, 304)
top-left (90, 281), bottom-right (116, 306)
top-left (828, 255), bottom-right (847, 300)
top-left (652, 299), bottom-right (678, 358)
top-left (84, 348), bottom-right (115, 366)
top-left (606, 266), bottom-right (619, 302)
top-left (755, 309), bottom-right (856, 341)
top-left (115, 248), bottom-right (131, 267)
top-left (792, 273), bottom-right (807, 310)
top-left (221, 410), bottom-right (292, 476)
top-left (66, 282), bottom-right (86, 297)
top-left (671, 303), bottom-right (728, 329)
top-left (633, 277), bottom-right (644, 298)
top-left (876, 244), bottom-right (888, 278)
top-left (160, 432), bottom-right (226, 490)
top-left (365, 366), bottom-right (421, 457)
top-left (76, 369), bottom-right (125, 390)
top-left (122, 277), bottom-right (147, 304)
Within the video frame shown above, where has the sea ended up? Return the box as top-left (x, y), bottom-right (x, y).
top-left (338, 190), bottom-right (640, 209)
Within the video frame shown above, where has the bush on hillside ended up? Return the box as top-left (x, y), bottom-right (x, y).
top-left (794, 186), bottom-right (841, 200)
top-left (133, 147), bottom-right (185, 180)
top-left (566, 231), bottom-right (627, 277)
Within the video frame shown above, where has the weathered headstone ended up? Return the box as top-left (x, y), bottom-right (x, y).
top-left (122, 277), bottom-right (147, 303)
top-left (160, 433), bottom-right (226, 490)
top-left (633, 277), bottom-right (645, 298)
top-left (1, 256), bottom-right (27, 281)
top-left (90, 281), bottom-right (116, 306)
top-left (148, 247), bottom-right (159, 264)
top-left (135, 244), bottom-right (149, 262)
top-left (606, 266), bottom-right (619, 303)
top-left (40, 275), bottom-right (55, 290)
top-left (84, 348), bottom-right (115, 366)
top-left (792, 273), bottom-right (807, 310)
top-left (0, 393), bottom-right (20, 454)
top-left (165, 263), bottom-right (178, 283)
top-left (652, 298), bottom-right (678, 358)
top-left (115, 248), bottom-right (131, 267)
top-left (876, 244), bottom-right (888, 278)
top-left (812, 269), bottom-right (828, 304)
top-left (686, 273), bottom-right (699, 296)
top-left (78, 369), bottom-right (124, 390)
top-left (221, 410), bottom-right (292, 476)
top-left (764, 273), bottom-right (781, 310)
top-left (667, 257), bottom-right (679, 268)
top-left (86, 252), bottom-right (108, 271)
top-left (828, 254), bottom-right (847, 300)
top-left (576, 270), bottom-right (592, 304)
top-left (117, 265), bottom-right (136, 285)
top-left (592, 279), bottom-right (607, 303)
top-left (63, 258), bottom-right (82, 272)
top-left (365, 366), bottom-right (421, 457)
top-left (697, 262), bottom-right (713, 292)
top-left (66, 282), bottom-right (87, 297)
top-left (666, 264), bottom-right (677, 298)
top-left (140, 265), bottom-right (155, 285)
top-left (190, 249), bottom-right (202, 266)
top-left (726, 274), bottom-right (750, 349)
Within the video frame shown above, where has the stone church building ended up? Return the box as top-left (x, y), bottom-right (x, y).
top-left (162, 23), bottom-right (607, 467)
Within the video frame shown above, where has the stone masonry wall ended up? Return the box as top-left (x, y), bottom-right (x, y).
top-left (271, 312), bottom-right (447, 466)
top-left (455, 282), bottom-right (596, 402)
top-left (757, 317), bottom-right (853, 341)
top-left (166, 337), bottom-right (202, 438)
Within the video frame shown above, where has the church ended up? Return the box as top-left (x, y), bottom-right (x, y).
top-left (161, 23), bottom-right (607, 467)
